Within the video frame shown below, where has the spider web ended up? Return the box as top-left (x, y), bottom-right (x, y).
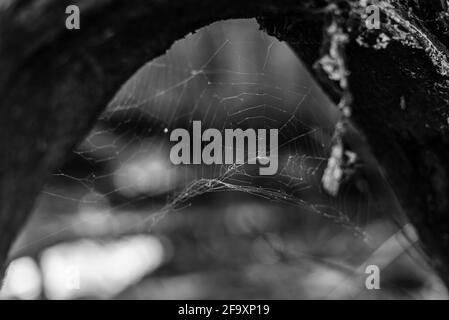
top-left (6, 18), bottom-right (445, 301)
top-left (43, 19), bottom-right (369, 235)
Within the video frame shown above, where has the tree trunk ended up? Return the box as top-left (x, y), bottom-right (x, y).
top-left (2, 0), bottom-right (449, 288)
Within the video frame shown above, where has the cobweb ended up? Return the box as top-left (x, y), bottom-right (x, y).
top-left (43, 19), bottom-right (370, 235)
top-left (8, 18), bottom-right (445, 301)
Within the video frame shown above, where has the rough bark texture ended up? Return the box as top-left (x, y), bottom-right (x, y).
top-left (1, 0), bottom-right (449, 288)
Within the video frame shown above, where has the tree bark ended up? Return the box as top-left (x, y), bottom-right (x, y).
top-left (2, 0), bottom-right (449, 289)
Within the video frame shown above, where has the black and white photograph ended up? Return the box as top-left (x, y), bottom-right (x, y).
top-left (1, 0), bottom-right (449, 304)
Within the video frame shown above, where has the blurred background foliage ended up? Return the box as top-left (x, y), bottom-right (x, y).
top-left (0, 19), bottom-right (447, 300)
